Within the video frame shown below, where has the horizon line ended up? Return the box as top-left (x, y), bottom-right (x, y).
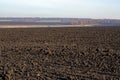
top-left (0, 17), bottom-right (120, 20)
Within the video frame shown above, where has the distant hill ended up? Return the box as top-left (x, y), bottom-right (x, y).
top-left (0, 18), bottom-right (120, 26)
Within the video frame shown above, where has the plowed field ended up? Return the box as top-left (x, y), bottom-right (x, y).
top-left (0, 27), bottom-right (120, 80)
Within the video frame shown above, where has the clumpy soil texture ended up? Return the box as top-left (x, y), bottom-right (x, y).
top-left (0, 27), bottom-right (120, 80)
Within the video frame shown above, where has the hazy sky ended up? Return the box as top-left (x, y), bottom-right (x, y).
top-left (0, 0), bottom-right (120, 19)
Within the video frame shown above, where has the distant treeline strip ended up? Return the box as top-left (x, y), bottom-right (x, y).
top-left (0, 21), bottom-right (71, 25)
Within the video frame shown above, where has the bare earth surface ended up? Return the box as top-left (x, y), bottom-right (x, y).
top-left (0, 27), bottom-right (120, 80)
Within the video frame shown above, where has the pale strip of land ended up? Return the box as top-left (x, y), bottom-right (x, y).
top-left (0, 20), bottom-right (13, 21)
top-left (0, 25), bottom-right (93, 28)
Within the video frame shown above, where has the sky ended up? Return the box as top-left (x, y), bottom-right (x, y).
top-left (0, 0), bottom-right (120, 19)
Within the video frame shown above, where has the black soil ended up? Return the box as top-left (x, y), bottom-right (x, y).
top-left (0, 27), bottom-right (120, 80)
